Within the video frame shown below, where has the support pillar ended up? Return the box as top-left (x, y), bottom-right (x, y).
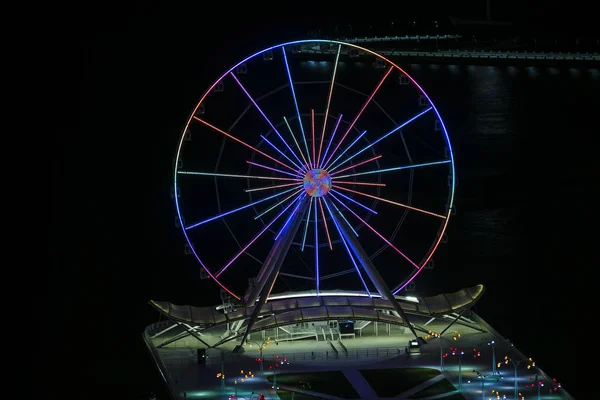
top-left (329, 208), bottom-right (421, 341)
top-left (234, 197), bottom-right (309, 351)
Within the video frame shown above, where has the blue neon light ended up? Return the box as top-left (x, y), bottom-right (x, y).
top-left (323, 197), bottom-right (370, 295)
top-left (185, 185), bottom-right (300, 230)
top-left (314, 196), bottom-right (320, 294)
top-left (329, 107), bottom-right (432, 172)
top-left (282, 47), bottom-right (311, 166)
top-left (275, 194), bottom-right (306, 240)
top-left (333, 159), bottom-right (451, 180)
top-left (329, 189), bottom-right (377, 215)
top-left (260, 135), bottom-right (304, 174)
top-left (325, 130), bottom-right (367, 171)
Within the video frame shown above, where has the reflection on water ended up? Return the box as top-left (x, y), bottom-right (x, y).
top-left (405, 63), bottom-right (596, 398)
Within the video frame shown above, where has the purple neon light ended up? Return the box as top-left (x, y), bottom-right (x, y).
top-left (314, 195), bottom-right (320, 294)
top-left (323, 197), bottom-right (371, 296)
top-left (230, 72), bottom-right (306, 171)
top-left (329, 189), bottom-right (377, 215)
top-left (319, 113), bottom-right (343, 169)
top-left (259, 135), bottom-right (304, 176)
top-left (215, 192), bottom-right (299, 278)
top-left (329, 194), bottom-right (419, 269)
top-left (247, 161), bottom-right (301, 178)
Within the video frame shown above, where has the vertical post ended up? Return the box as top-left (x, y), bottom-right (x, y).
top-left (220, 355), bottom-right (225, 390)
top-left (439, 337), bottom-right (443, 371)
top-left (260, 348), bottom-right (264, 377)
top-left (514, 362), bottom-right (518, 400)
top-left (458, 354), bottom-right (462, 390)
top-left (536, 374), bottom-right (540, 400)
top-left (491, 341), bottom-right (496, 375)
top-left (481, 377), bottom-right (485, 400)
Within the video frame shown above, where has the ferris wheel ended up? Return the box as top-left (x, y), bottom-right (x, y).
top-left (174, 40), bottom-right (455, 306)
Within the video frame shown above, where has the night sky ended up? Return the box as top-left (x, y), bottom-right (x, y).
top-left (48, 5), bottom-right (592, 399)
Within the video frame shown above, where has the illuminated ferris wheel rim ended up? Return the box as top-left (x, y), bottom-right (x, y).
top-left (174, 39), bottom-right (456, 301)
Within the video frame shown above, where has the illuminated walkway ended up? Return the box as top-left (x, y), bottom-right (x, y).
top-left (144, 311), bottom-right (574, 399)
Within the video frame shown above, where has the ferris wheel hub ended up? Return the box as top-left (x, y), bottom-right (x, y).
top-left (303, 168), bottom-right (332, 198)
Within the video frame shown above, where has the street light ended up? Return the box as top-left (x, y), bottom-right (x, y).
top-left (473, 370), bottom-right (487, 400)
top-left (268, 355), bottom-right (290, 393)
top-left (233, 370), bottom-right (255, 399)
top-left (447, 347), bottom-right (465, 390)
top-left (427, 329), bottom-right (460, 371)
top-left (525, 374), bottom-right (562, 400)
top-left (244, 337), bottom-right (278, 377)
top-left (487, 340), bottom-right (497, 375)
top-left (472, 370), bottom-right (500, 400)
top-left (498, 355), bottom-right (534, 400)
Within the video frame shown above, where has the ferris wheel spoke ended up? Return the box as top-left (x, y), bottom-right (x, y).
top-left (323, 197), bottom-right (371, 296)
top-left (275, 194), bottom-right (307, 240)
top-left (255, 188), bottom-right (304, 220)
top-left (329, 192), bottom-right (419, 269)
top-left (183, 184), bottom-right (301, 230)
top-left (314, 196), bottom-right (320, 294)
top-left (317, 44), bottom-right (342, 168)
top-left (193, 117), bottom-right (300, 174)
top-left (283, 117), bottom-right (310, 170)
top-left (230, 72), bottom-right (307, 171)
top-left (322, 66), bottom-right (393, 168)
top-left (323, 130), bottom-right (368, 172)
top-left (317, 198), bottom-right (333, 250)
top-left (178, 170), bottom-right (301, 182)
top-left (301, 197), bottom-right (314, 251)
top-left (215, 194), bottom-right (300, 278)
top-left (333, 180), bottom-right (386, 187)
top-left (259, 135), bottom-right (304, 175)
top-left (245, 182), bottom-right (300, 193)
top-left (319, 113), bottom-right (343, 169)
top-left (330, 107), bottom-right (433, 172)
top-left (311, 109), bottom-right (316, 168)
top-left (281, 46), bottom-right (312, 167)
top-left (330, 155), bottom-right (382, 176)
top-left (329, 189), bottom-right (377, 215)
top-left (333, 185), bottom-right (447, 219)
top-left (333, 159), bottom-right (451, 180)
top-left (247, 161), bottom-right (302, 178)
top-left (328, 196), bottom-right (358, 237)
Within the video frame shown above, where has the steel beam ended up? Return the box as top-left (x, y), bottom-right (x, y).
top-left (329, 209), bottom-right (422, 341)
top-left (235, 196), bottom-right (309, 351)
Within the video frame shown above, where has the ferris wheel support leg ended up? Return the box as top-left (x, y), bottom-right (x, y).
top-left (234, 197), bottom-right (310, 352)
top-left (330, 211), bottom-right (422, 342)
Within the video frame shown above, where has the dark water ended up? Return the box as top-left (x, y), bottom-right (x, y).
top-left (58, 19), bottom-right (595, 400)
